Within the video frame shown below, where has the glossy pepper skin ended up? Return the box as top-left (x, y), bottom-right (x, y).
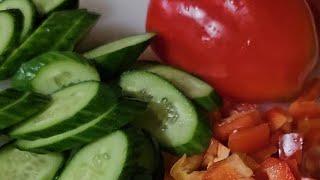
top-left (147, 0), bottom-right (318, 102)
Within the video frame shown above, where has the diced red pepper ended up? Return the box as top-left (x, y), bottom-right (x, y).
top-left (301, 146), bottom-right (320, 179)
top-left (214, 110), bottom-right (261, 141)
top-left (204, 154), bottom-right (254, 180)
top-left (265, 107), bottom-right (293, 131)
top-left (251, 145), bottom-right (278, 163)
top-left (285, 159), bottom-right (301, 179)
top-left (260, 158), bottom-right (296, 180)
top-left (289, 78), bottom-right (320, 120)
top-left (228, 123), bottom-right (270, 153)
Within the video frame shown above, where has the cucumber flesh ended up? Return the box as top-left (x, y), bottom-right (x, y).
top-left (83, 33), bottom-right (155, 78)
top-left (0, 9), bottom-right (99, 80)
top-left (12, 51), bottom-right (100, 95)
top-left (15, 99), bottom-right (147, 152)
top-left (0, 10), bottom-right (22, 63)
top-left (136, 62), bottom-right (222, 111)
top-left (59, 128), bottom-right (156, 180)
top-left (0, 0), bottom-right (36, 41)
top-left (0, 88), bottom-right (51, 130)
top-left (32, 0), bottom-right (79, 15)
top-left (0, 145), bottom-right (64, 180)
top-left (120, 71), bottom-right (212, 155)
top-left (10, 82), bottom-right (121, 139)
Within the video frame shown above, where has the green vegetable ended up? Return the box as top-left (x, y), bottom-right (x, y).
top-left (0, 145), bottom-right (64, 180)
top-left (120, 70), bottom-right (212, 155)
top-left (83, 33), bottom-right (155, 79)
top-left (0, 9), bottom-right (99, 80)
top-left (12, 51), bottom-right (100, 95)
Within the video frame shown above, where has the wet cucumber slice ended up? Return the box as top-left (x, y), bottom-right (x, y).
top-left (0, 88), bottom-right (51, 130)
top-left (0, 9), bottom-right (99, 80)
top-left (136, 62), bottom-right (222, 111)
top-left (0, 0), bottom-right (36, 41)
top-left (59, 128), bottom-right (157, 180)
top-left (12, 51), bottom-right (100, 95)
top-left (0, 9), bottom-right (23, 63)
top-left (0, 145), bottom-right (64, 180)
top-left (10, 82), bottom-right (120, 139)
top-left (15, 99), bottom-right (147, 152)
top-left (83, 33), bottom-right (155, 79)
top-left (119, 70), bottom-right (212, 155)
top-left (32, 0), bottom-right (79, 15)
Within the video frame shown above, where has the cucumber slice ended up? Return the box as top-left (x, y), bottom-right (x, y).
top-left (83, 33), bottom-right (155, 78)
top-left (32, 0), bottom-right (79, 15)
top-left (12, 51), bottom-right (100, 95)
top-left (10, 81), bottom-right (122, 139)
top-left (0, 0), bottom-right (36, 41)
top-left (0, 9), bottom-right (99, 80)
top-left (119, 71), bottom-right (212, 155)
top-left (0, 88), bottom-right (51, 130)
top-left (0, 145), bottom-right (64, 180)
top-left (59, 128), bottom-right (156, 180)
top-left (0, 9), bottom-right (22, 63)
top-left (136, 62), bottom-right (222, 111)
top-left (15, 99), bottom-right (147, 152)
top-left (134, 134), bottom-right (164, 179)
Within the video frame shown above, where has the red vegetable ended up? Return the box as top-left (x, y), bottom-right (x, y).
top-left (228, 123), bottom-right (270, 153)
top-left (214, 110), bottom-right (261, 141)
top-left (260, 158), bottom-right (296, 180)
top-left (147, 0), bottom-right (318, 102)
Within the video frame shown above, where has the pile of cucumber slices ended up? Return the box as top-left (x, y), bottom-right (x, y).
top-left (0, 0), bottom-right (222, 179)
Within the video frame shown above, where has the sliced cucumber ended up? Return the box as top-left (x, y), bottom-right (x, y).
top-left (12, 51), bottom-right (100, 95)
top-left (0, 0), bottom-right (36, 41)
top-left (0, 9), bottom-right (22, 63)
top-left (15, 99), bottom-right (147, 152)
top-left (10, 81), bottom-right (122, 139)
top-left (136, 62), bottom-right (222, 111)
top-left (59, 128), bottom-right (156, 180)
top-left (0, 145), bottom-right (64, 180)
top-left (83, 33), bottom-right (155, 78)
top-left (0, 88), bottom-right (51, 130)
top-left (120, 71), bottom-right (212, 155)
top-left (32, 0), bottom-right (79, 15)
top-left (0, 9), bottom-right (99, 80)
top-left (133, 133), bottom-right (164, 179)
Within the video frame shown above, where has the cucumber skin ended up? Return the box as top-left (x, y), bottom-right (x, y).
top-left (0, 0), bottom-right (37, 41)
top-left (194, 91), bottom-right (223, 111)
top-left (33, 0), bottom-right (79, 15)
top-left (15, 99), bottom-right (147, 153)
top-left (135, 62), bottom-right (223, 111)
top-left (120, 70), bottom-right (212, 155)
top-left (0, 9), bottom-right (99, 80)
top-left (165, 117), bottom-right (212, 155)
top-left (118, 128), bottom-right (156, 180)
top-left (0, 9), bottom-right (23, 63)
top-left (12, 51), bottom-right (99, 93)
top-left (0, 89), bottom-right (51, 130)
top-left (87, 37), bottom-right (153, 79)
top-left (10, 83), bottom-right (121, 139)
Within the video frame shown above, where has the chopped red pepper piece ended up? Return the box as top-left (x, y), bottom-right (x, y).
top-left (228, 123), bottom-right (270, 153)
top-left (214, 110), bottom-right (261, 141)
top-left (260, 158), bottom-right (296, 180)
